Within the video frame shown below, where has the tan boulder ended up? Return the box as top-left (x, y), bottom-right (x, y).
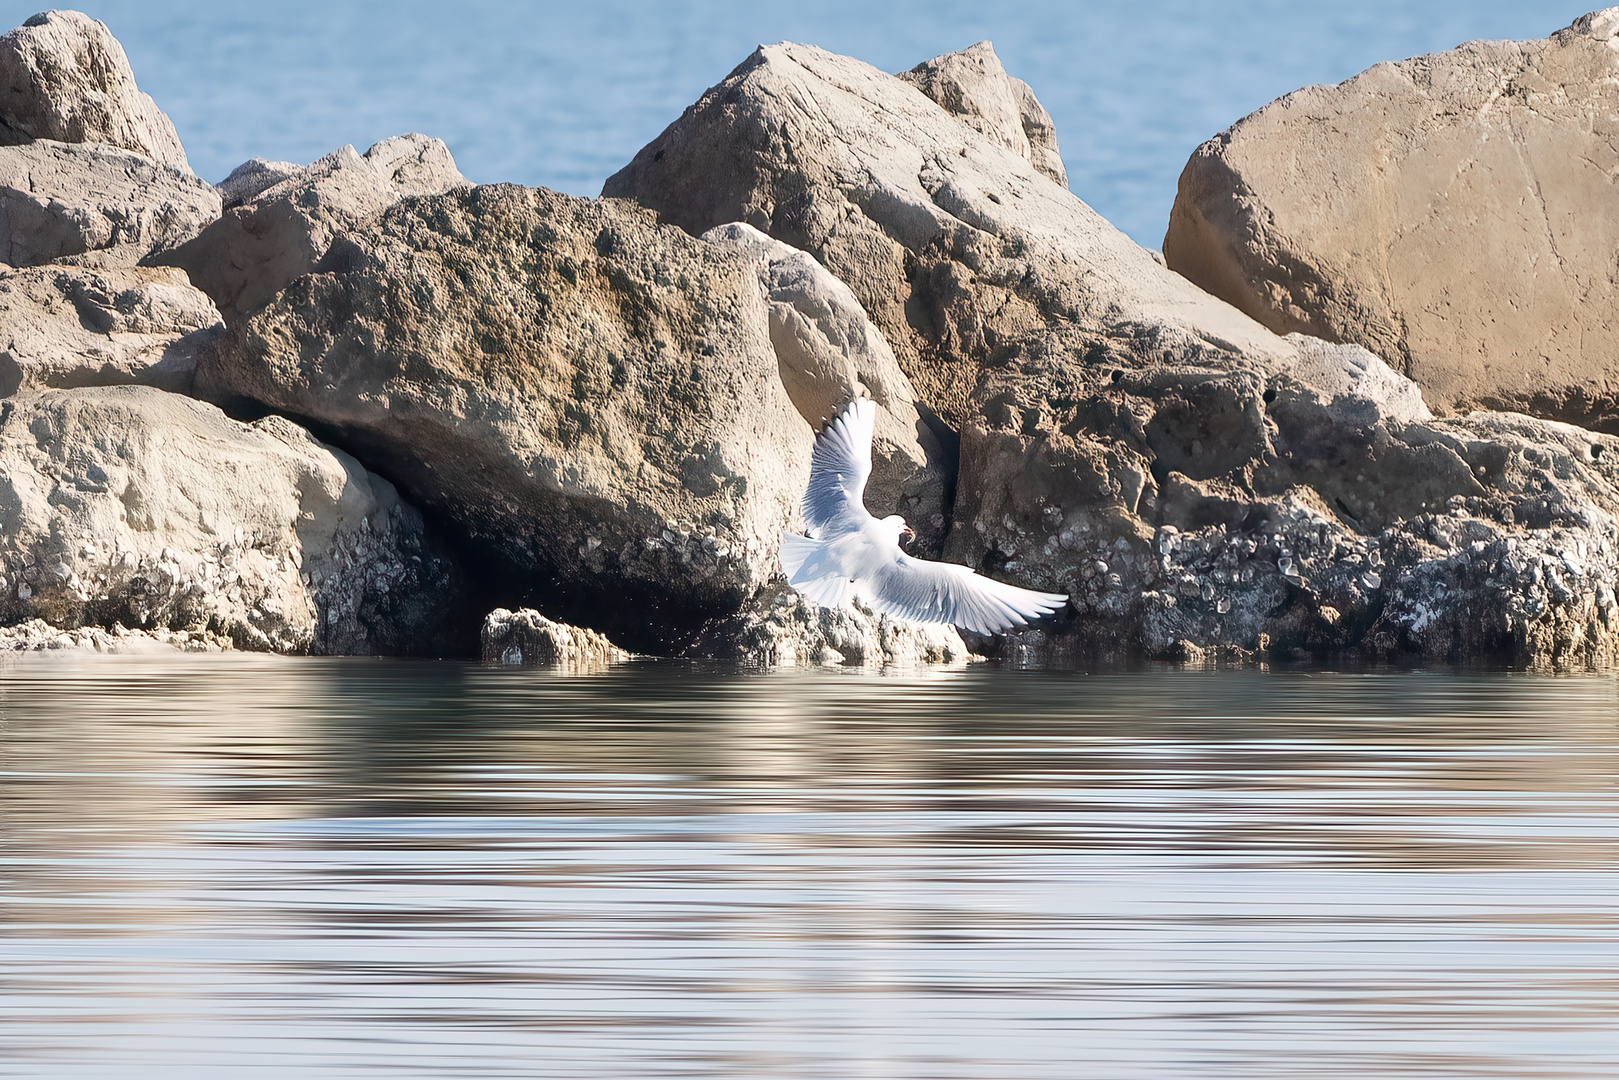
top-left (897, 40), bottom-right (1066, 187)
top-left (0, 265), bottom-right (222, 396)
top-left (690, 583), bottom-right (973, 667)
top-left (0, 10), bottom-right (191, 171)
top-left (1164, 9), bottom-right (1619, 430)
top-left (0, 140), bottom-right (220, 269)
top-left (197, 184), bottom-right (813, 650)
top-left (0, 386), bottom-right (466, 655)
top-left (160, 134), bottom-right (469, 323)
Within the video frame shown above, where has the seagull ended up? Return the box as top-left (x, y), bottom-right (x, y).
top-left (780, 397), bottom-right (1069, 634)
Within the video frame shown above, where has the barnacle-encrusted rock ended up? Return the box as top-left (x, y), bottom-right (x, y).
top-left (481, 607), bottom-right (629, 667)
top-left (690, 583), bottom-right (974, 667)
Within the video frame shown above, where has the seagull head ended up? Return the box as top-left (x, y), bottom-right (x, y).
top-left (881, 514), bottom-right (915, 548)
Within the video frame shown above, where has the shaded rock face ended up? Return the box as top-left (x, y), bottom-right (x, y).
top-left (161, 134), bottom-right (469, 324)
top-left (0, 140), bottom-right (220, 269)
top-left (704, 221), bottom-right (954, 554)
top-left (604, 41), bottom-right (1306, 433)
top-left (481, 607), bottom-right (629, 667)
top-left (897, 40), bottom-right (1067, 188)
top-left (0, 265), bottom-right (222, 396)
top-left (690, 583), bottom-right (972, 667)
top-left (199, 184), bottom-right (812, 651)
top-left (0, 11), bottom-right (190, 171)
top-left (1163, 9), bottom-right (1619, 431)
top-left (0, 386), bottom-right (466, 656)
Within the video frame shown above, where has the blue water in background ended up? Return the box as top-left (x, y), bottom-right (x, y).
top-left (0, 0), bottom-right (1580, 247)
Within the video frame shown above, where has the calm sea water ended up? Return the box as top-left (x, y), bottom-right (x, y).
top-left (3, 656), bottom-right (1616, 1078)
top-left (0, 0), bottom-right (1579, 245)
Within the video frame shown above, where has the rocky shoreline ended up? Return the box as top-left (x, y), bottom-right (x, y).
top-left (5, 9), bottom-right (1619, 668)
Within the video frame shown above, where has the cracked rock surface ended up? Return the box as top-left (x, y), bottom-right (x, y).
top-left (1164, 8), bottom-right (1619, 431)
top-left (0, 265), bottom-right (222, 396)
top-left (0, 386), bottom-right (465, 655)
top-left (0, 140), bottom-right (220, 269)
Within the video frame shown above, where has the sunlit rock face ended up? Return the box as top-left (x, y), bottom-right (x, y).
top-left (481, 607), bottom-right (629, 668)
top-left (1165, 9), bottom-right (1619, 433)
top-left (0, 386), bottom-right (467, 655)
top-left (0, 10), bottom-right (192, 171)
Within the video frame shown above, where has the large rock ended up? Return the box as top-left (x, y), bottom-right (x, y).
top-left (0, 140), bottom-right (220, 268)
top-left (703, 221), bottom-right (954, 552)
top-left (608, 40), bottom-right (1619, 668)
top-left (0, 10), bottom-right (191, 172)
top-left (161, 134), bottom-right (469, 324)
top-left (0, 386), bottom-right (465, 655)
top-left (0, 265), bottom-right (222, 396)
top-left (198, 184), bottom-right (813, 650)
top-left (897, 40), bottom-right (1067, 188)
top-left (1163, 9), bottom-right (1619, 431)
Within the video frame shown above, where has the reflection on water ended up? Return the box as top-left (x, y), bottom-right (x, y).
top-left (2, 657), bottom-right (1616, 1078)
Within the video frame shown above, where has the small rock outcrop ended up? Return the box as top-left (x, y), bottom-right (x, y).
top-left (0, 10), bottom-right (191, 171)
top-left (199, 184), bottom-right (812, 650)
top-left (0, 386), bottom-right (465, 655)
top-left (0, 140), bottom-right (220, 269)
top-left (1163, 9), bottom-right (1619, 431)
top-left (704, 221), bottom-right (954, 553)
top-left (161, 134), bottom-right (469, 323)
top-left (897, 40), bottom-right (1067, 188)
top-left (0, 265), bottom-right (222, 396)
top-left (481, 607), bottom-right (629, 667)
top-left (691, 584), bottom-right (973, 666)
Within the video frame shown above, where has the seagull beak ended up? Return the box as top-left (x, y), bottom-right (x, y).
top-left (900, 524), bottom-right (915, 546)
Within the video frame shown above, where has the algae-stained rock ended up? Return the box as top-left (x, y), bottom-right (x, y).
top-left (1163, 9), bottom-right (1619, 430)
top-left (0, 265), bottom-right (222, 396)
top-left (605, 40), bottom-right (1304, 431)
top-left (0, 386), bottom-right (464, 656)
top-left (199, 184), bottom-right (813, 649)
top-left (897, 40), bottom-right (1067, 187)
top-left (481, 607), bottom-right (629, 667)
top-left (690, 583), bottom-right (973, 667)
top-left (161, 134), bottom-right (469, 324)
top-left (703, 221), bottom-right (954, 553)
top-left (0, 10), bottom-right (191, 171)
top-left (0, 140), bottom-right (220, 269)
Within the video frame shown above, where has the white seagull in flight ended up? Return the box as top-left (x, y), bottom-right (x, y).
top-left (780, 397), bottom-right (1069, 634)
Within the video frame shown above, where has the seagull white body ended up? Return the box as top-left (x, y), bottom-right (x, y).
top-left (780, 397), bottom-right (1069, 635)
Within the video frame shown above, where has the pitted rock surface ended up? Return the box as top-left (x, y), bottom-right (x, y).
top-left (200, 184), bottom-right (812, 651)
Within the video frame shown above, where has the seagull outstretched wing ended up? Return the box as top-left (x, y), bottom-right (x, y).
top-left (801, 395), bottom-right (875, 537)
top-left (781, 396), bottom-right (1068, 635)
